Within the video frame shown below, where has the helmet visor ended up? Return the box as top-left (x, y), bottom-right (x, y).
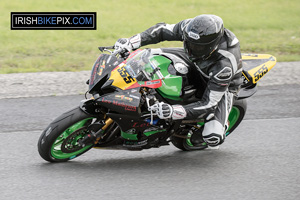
top-left (184, 40), bottom-right (215, 59)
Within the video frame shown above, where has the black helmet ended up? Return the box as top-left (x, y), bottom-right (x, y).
top-left (183, 14), bottom-right (224, 61)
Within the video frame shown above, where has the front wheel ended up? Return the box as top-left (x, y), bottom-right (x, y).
top-left (38, 107), bottom-right (97, 162)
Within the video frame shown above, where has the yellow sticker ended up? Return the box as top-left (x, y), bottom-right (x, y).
top-left (242, 54), bottom-right (277, 84)
top-left (247, 59), bottom-right (276, 83)
top-left (109, 64), bottom-right (137, 90)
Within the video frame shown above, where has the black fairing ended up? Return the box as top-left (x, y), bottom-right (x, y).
top-left (95, 89), bottom-right (141, 116)
top-left (89, 54), bottom-right (120, 94)
top-left (106, 113), bottom-right (162, 133)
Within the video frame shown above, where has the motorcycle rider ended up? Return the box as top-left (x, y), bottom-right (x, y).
top-left (114, 14), bottom-right (243, 147)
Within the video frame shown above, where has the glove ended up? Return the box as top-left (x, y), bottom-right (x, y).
top-left (154, 102), bottom-right (187, 120)
top-left (114, 34), bottom-right (141, 52)
top-left (114, 38), bottom-right (133, 52)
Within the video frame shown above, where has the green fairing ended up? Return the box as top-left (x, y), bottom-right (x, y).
top-left (143, 129), bottom-right (166, 137)
top-left (50, 118), bottom-right (94, 159)
top-left (121, 129), bottom-right (166, 140)
top-left (121, 131), bottom-right (138, 140)
top-left (149, 56), bottom-right (183, 100)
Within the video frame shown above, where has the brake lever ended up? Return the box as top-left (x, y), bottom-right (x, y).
top-left (98, 46), bottom-right (114, 53)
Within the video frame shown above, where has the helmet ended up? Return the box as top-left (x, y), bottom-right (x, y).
top-left (183, 14), bottom-right (224, 61)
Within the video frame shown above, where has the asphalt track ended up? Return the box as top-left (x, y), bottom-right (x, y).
top-left (0, 84), bottom-right (300, 200)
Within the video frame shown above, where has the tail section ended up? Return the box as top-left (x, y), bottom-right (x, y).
top-left (241, 54), bottom-right (277, 87)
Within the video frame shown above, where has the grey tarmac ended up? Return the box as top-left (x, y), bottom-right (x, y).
top-left (0, 84), bottom-right (300, 200)
top-left (0, 61), bottom-right (300, 200)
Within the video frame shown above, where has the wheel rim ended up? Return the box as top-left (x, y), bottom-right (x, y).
top-left (185, 122), bottom-right (207, 148)
top-left (50, 118), bottom-right (94, 160)
top-left (185, 132), bottom-right (207, 149)
top-left (186, 132), bottom-right (194, 147)
top-left (226, 106), bottom-right (240, 136)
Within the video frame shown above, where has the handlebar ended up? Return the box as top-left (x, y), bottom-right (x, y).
top-left (98, 46), bottom-right (114, 52)
top-left (98, 45), bottom-right (129, 57)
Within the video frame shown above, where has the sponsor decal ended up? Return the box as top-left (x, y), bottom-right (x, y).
top-left (146, 80), bottom-right (160, 85)
top-left (188, 31), bottom-right (200, 40)
top-left (124, 140), bottom-right (148, 147)
top-left (129, 94), bottom-right (139, 100)
top-left (115, 94), bottom-right (133, 102)
top-left (113, 101), bottom-right (137, 112)
top-left (97, 60), bottom-right (106, 76)
top-left (101, 98), bottom-right (112, 104)
top-left (101, 97), bottom-right (137, 112)
top-left (90, 55), bottom-right (102, 85)
top-left (132, 122), bottom-right (151, 128)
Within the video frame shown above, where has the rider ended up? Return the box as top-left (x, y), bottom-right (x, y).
top-left (114, 14), bottom-right (243, 147)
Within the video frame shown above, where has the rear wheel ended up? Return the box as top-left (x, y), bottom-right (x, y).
top-left (171, 127), bottom-right (207, 151)
top-left (226, 99), bottom-right (247, 136)
top-left (38, 107), bottom-right (98, 162)
top-left (171, 99), bottom-right (247, 151)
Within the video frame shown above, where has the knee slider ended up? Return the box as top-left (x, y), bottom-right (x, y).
top-left (203, 133), bottom-right (225, 147)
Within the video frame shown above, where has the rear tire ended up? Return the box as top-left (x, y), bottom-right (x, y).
top-left (38, 107), bottom-right (97, 162)
top-left (171, 99), bottom-right (247, 151)
top-left (171, 129), bottom-right (207, 151)
top-left (226, 98), bottom-right (247, 136)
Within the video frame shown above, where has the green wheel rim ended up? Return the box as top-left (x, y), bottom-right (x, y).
top-left (186, 129), bottom-right (207, 148)
top-left (186, 132), bottom-right (194, 147)
top-left (226, 106), bottom-right (240, 136)
top-left (186, 122), bottom-right (206, 147)
top-left (50, 118), bottom-right (94, 160)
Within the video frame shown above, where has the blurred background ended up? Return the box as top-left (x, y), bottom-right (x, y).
top-left (0, 0), bottom-right (299, 73)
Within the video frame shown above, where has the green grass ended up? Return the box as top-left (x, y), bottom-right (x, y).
top-left (0, 0), bottom-right (299, 73)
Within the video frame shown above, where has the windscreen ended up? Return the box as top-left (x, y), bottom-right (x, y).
top-left (123, 49), bottom-right (155, 81)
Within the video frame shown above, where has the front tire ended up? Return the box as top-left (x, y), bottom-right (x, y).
top-left (38, 107), bottom-right (97, 162)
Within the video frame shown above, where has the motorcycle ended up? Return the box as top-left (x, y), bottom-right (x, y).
top-left (38, 46), bottom-right (277, 162)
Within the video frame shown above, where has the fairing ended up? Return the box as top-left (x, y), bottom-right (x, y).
top-left (89, 54), bottom-right (119, 93)
top-left (89, 49), bottom-right (184, 100)
top-left (241, 54), bottom-right (276, 86)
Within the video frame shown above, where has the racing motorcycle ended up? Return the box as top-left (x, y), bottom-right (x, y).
top-left (38, 46), bottom-right (277, 162)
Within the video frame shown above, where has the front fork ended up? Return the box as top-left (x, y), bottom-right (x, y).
top-left (78, 99), bottom-right (115, 146)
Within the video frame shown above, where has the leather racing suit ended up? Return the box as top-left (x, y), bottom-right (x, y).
top-left (127, 19), bottom-right (243, 146)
